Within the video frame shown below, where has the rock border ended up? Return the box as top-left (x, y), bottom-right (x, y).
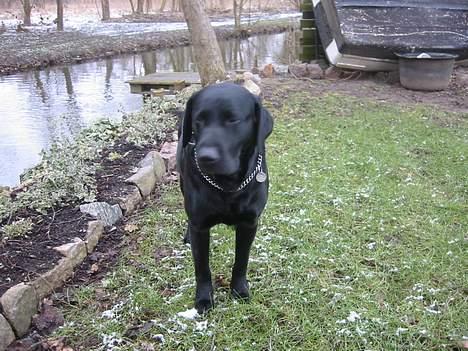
top-left (0, 150), bottom-right (167, 351)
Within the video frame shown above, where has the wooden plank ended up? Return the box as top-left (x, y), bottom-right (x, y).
top-left (127, 72), bottom-right (201, 94)
top-left (128, 72), bottom-right (201, 85)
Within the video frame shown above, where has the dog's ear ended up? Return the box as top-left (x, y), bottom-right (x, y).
top-left (255, 99), bottom-right (274, 153)
top-left (181, 94), bottom-right (195, 148)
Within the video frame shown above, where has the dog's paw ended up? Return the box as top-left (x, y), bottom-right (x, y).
top-left (195, 297), bottom-right (214, 314)
top-left (195, 284), bottom-right (214, 314)
top-left (230, 277), bottom-right (250, 301)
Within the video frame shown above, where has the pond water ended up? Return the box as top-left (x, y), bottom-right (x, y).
top-left (0, 30), bottom-right (300, 186)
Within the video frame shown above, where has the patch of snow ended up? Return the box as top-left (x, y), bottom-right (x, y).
top-left (176, 308), bottom-right (199, 320)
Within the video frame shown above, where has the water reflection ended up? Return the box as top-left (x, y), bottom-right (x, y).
top-left (0, 30), bottom-right (299, 186)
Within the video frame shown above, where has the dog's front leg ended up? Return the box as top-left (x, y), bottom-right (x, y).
top-left (231, 221), bottom-right (257, 300)
top-left (189, 224), bottom-right (214, 313)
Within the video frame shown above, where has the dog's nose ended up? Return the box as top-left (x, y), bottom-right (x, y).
top-left (197, 147), bottom-right (220, 164)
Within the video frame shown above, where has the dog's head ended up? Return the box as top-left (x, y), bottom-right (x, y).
top-left (181, 83), bottom-right (273, 176)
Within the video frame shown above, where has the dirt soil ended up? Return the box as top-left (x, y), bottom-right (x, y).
top-left (263, 68), bottom-right (468, 115)
top-left (0, 20), bottom-right (296, 75)
top-left (0, 137), bottom-right (168, 296)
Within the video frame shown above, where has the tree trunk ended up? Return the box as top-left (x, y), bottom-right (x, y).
top-left (101, 0), bottom-right (110, 20)
top-left (233, 0), bottom-right (247, 30)
top-left (159, 0), bottom-right (167, 12)
top-left (180, 0), bottom-right (226, 86)
top-left (145, 0), bottom-right (153, 13)
top-left (56, 0), bottom-right (64, 31)
top-left (129, 0), bottom-right (136, 13)
top-left (21, 0), bottom-right (33, 26)
top-left (136, 0), bottom-right (144, 14)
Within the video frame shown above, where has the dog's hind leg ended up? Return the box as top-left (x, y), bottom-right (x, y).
top-left (231, 221), bottom-right (257, 301)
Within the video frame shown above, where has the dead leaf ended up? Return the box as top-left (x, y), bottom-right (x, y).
top-left (90, 263), bottom-right (99, 273)
top-left (124, 223), bottom-right (138, 233)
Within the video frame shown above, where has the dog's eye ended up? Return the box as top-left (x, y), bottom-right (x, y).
top-left (227, 119), bottom-right (240, 125)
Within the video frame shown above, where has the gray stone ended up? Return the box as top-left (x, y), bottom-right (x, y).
top-left (85, 220), bottom-right (105, 253)
top-left (0, 313), bottom-right (15, 350)
top-left (324, 66), bottom-right (342, 80)
top-left (242, 79), bottom-right (262, 96)
top-left (273, 64), bottom-right (289, 75)
top-left (138, 151), bottom-right (166, 180)
top-left (306, 63), bottom-right (324, 79)
top-left (159, 142), bottom-right (178, 173)
top-left (54, 238), bottom-right (87, 267)
top-left (243, 71), bottom-right (261, 84)
top-left (456, 72), bottom-right (468, 87)
top-left (79, 202), bottom-right (123, 227)
top-left (117, 186), bottom-right (142, 215)
top-left (288, 63), bottom-right (308, 77)
top-left (31, 258), bottom-right (74, 300)
top-left (0, 283), bottom-right (38, 337)
top-left (126, 166), bottom-right (157, 197)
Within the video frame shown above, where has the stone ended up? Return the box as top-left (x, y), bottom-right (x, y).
top-left (54, 238), bottom-right (87, 267)
top-left (272, 64), bottom-right (289, 75)
top-left (126, 166), bottom-right (157, 197)
top-left (0, 283), bottom-right (38, 337)
top-left (117, 186), bottom-right (142, 215)
top-left (306, 63), bottom-right (324, 79)
top-left (324, 66), bottom-right (343, 80)
top-left (159, 142), bottom-right (178, 173)
top-left (251, 66), bottom-right (260, 75)
top-left (30, 258), bottom-right (74, 300)
top-left (138, 151), bottom-right (166, 180)
top-left (242, 79), bottom-right (262, 96)
top-left (288, 63), bottom-right (308, 77)
top-left (0, 313), bottom-right (15, 350)
top-left (243, 71), bottom-right (261, 84)
top-left (456, 72), bottom-right (468, 87)
top-left (79, 202), bottom-right (123, 227)
top-left (261, 63), bottom-right (275, 78)
top-left (85, 220), bottom-right (104, 253)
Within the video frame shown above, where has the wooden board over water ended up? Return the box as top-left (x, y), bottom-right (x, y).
top-left (127, 72), bottom-right (201, 94)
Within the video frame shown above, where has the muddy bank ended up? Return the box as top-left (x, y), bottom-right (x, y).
top-left (0, 20), bottom-right (298, 75)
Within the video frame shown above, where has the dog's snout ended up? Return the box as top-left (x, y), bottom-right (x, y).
top-left (197, 147), bottom-right (220, 164)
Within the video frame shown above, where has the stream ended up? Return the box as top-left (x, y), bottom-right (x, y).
top-left (0, 30), bottom-right (300, 186)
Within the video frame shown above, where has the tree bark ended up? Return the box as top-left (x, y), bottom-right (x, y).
top-left (136, 0), bottom-right (144, 14)
top-left (159, 0), bottom-right (167, 12)
top-left (129, 0), bottom-right (136, 13)
top-left (180, 0), bottom-right (226, 86)
top-left (21, 0), bottom-right (33, 26)
top-left (101, 0), bottom-right (110, 20)
top-left (56, 0), bottom-right (64, 31)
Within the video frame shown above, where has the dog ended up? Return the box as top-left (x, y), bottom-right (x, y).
top-left (177, 82), bottom-right (273, 313)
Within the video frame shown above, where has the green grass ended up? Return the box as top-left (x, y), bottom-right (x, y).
top-left (56, 93), bottom-right (467, 350)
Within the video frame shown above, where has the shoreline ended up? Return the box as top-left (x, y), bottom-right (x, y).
top-left (0, 19), bottom-right (298, 75)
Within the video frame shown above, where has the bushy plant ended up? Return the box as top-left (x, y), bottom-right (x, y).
top-left (1, 218), bottom-right (33, 241)
top-left (2, 86), bottom-right (199, 217)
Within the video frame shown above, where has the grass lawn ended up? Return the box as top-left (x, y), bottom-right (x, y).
top-left (56, 92), bottom-right (467, 350)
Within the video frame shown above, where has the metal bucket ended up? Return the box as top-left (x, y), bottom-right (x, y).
top-left (396, 52), bottom-right (458, 91)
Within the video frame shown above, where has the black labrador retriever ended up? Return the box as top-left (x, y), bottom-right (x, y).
top-left (177, 82), bottom-right (273, 313)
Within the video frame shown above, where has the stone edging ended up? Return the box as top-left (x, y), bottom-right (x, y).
top-left (0, 149), bottom-right (172, 350)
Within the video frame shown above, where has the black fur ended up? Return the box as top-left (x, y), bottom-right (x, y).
top-left (176, 83), bottom-right (273, 313)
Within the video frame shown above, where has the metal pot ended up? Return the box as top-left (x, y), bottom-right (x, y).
top-left (396, 52), bottom-right (458, 91)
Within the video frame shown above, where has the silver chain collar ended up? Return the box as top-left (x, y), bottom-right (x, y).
top-left (194, 147), bottom-right (264, 193)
